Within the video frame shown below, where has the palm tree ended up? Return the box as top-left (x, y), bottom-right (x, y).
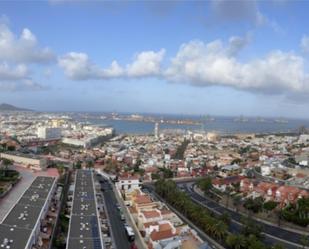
top-left (226, 234), bottom-right (246, 249)
top-left (300, 234), bottom-right (309, 249)
top-left (212, 220), bottom-right (227, 240)
top-left (1, 158), bottom-right (13, 177)
top-left (220, 212), bottom-right (231, 225)
top-left (233, 195), bottom-right (242, 213)
top-left (272, 244), bottom-right (285, 249)
top-left (225, 186), bottom-right (232, 208)
top-left (86, 160), bottom-right (94, 169)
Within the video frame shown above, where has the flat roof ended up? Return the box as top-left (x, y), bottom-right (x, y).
top-left (0, 176), bottom-right (56, 249)
top-left (67, 238), bottom-right (103, 249)
top-left (0, 151), bottom-right (44, 160)
top-left (2, 203), bottom-right (42, 229)
top-left (23, 187), bottom-right (51, 199)
top-left (67, 170), bottom-right (103, 249)
top-left (69, 215), bottom-right (101, 238)
top-left (0, 225), bottom-right (32, 249)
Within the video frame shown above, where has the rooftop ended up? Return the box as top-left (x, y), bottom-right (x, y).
top-left (67, 170), bottom-right (103, 249)
top-left (0, 176), bottom-right (56, 249)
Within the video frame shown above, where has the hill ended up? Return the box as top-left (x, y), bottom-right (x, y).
top-left (0, 103), bottom-right (32, 111)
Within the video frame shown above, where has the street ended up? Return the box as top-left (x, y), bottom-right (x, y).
top-left (99, 177), bottom-right (131, 249)
top-left (181, 182), bottom-right (304, 249)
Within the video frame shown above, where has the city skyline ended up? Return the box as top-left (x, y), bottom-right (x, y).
top-left (1, 1), bottom-right (309, 118)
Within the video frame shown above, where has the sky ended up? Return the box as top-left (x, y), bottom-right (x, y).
top-left (1, 0), bottom-right (309, 118)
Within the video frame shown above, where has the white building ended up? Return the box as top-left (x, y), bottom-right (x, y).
top-left (261, 165), bottom-right (271, 176)
top-left (219, 164), bottom-right (241, 177)
top-left (116, 176), bottom-right (140, 192)
top-left (207, 132), bottom-right (218, 142)
top-left (62, 127), bottom-right (114, 148)
top-left (299, 134), bottom-right (309, 144)
top-left (0, 152), bottom-right (47, 170)
top-left (37, 127), bottom-right (61, 139)
top-left (62, 137), bottom-right (91, 148)
top-left (154, 122), bottom-right (159, 139)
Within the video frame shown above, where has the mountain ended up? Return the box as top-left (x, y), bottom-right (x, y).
top-left (0, 103), bottom-right (32, 111)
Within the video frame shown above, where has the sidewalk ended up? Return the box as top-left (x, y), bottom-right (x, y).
top-left (112, 183), bottom-right (147, 249)
top-left (95, 169), bottom-right (147, 249)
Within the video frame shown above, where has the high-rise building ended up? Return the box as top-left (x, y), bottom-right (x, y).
top-left (154, 122), bottom-right (159, 139)
top-left (37, 126), bottom-right (62, 139)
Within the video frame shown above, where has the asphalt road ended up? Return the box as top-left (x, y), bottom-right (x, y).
top-left (180, 182), bottom-right (304, 249)
top-left (99, 178), bottom-right (131, 249)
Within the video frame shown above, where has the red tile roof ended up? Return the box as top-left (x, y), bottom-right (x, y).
top-left (141, 210), bottom-right (161, 219)
top-left (150, 229), bottom-right (175, 241)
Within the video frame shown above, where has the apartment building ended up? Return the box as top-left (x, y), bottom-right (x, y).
top-left (0, 176), bottom-right (56, 249)
top-left (0, 152), bottom-right (47, 170)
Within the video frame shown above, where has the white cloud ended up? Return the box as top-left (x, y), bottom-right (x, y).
top-left (301, 35), bottom-right (309, 54)
top-left (0, 63), bottom-right (29, 80)
top-left (165, 39), bottom-right (308, 94)
top-left (58, 53), bottom-right (126, 80)
top-left (227, 35), bottom-right (251, 56)
top-left (0, 20), bottom-right (52, 91)
top-left (58, 35), bottom-right (309, 98)
top-left (0, 79), bottom-right (46, 92)
top-left (0, 63), bottom-right (46, 91)
top-left (58, 49), bottom-right (165, 80)
top-left (58, 52), bottom-right (104, 80)
top-left (103, 61), bottom-right (124, 78)
top-left (0, 22), bottom-right (55, 64)
top-left (127, 49), bottom-right (165, 77)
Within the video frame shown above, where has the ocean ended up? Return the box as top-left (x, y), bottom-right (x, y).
top-left (79, 115), bottom-right (309, 135)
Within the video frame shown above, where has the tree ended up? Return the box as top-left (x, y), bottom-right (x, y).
top-left (225, 186), bottom-right (232, 208)
top-left (151, 173), bottom-right (160, 180)
top-left (239, 146), bottom-right (251, 155)
top-left (281, 198), bottom-right (309, 227)
top-left (246, 234), bottom-right (266, 249)
top-left (7, 145), bottom-right (15, 151)
top-left (135, 158), bottom-right (142, 167)
top-left (233, 195), bottom-right (242, 213)
top-left (220, 212), bottom-right (231, 226)
top-left (86, 160), bottom-right (94, 169)
top-left (300, 234), bottom-right (309, 249)
top-left (57, 163), bottom-right (65, 175)
top-left (173, 139), bottom-right (189, 160)
top-left (272, 244), bottom-right (285, 249)
top-left (74, 160), bottom-right (82, 169)
top-left (241, 217), bottom-right (263, 240)
top-left (154, 179), bottom-right (227, 242)
top-left (197, 177), bottom-right (213, 194)
top-left (158, 167), bottom-right (173, 179)
top-left (1, 158), bottom-right (13, 177)
top-left (244, 197), bottom-right (263, 213)
top-left (263, 201), bottom-right (278, 212)
top-left (212, 220), bottom-right (227, 240)
top-left (226, 234), bottom-right (246, 249)
top-left (231, 158), bottom-right (242, 165)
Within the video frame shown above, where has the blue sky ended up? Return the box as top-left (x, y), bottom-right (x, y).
top-left (1, 0), bottom-right (309, 118)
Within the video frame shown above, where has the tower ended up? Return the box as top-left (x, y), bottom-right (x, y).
top-left (154, 122), bottom-right (159, 139)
